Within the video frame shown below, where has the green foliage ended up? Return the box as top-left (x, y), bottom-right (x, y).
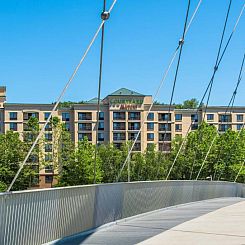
top-left (175, 98), bottom-right (202, 109)
top-left (1, 119), bottom-right (245, 191)
top-left (0, 131), bottom-right (35, 191)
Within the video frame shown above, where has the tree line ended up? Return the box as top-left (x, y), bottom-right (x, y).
top-left (0, 118), bottom-right (244, 192)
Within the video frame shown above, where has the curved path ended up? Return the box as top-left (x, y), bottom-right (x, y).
top-left (52, 198), bottom-right (244, 245)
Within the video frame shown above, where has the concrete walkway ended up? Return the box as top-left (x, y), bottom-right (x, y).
top-left (53, 198), bottom-right (243, 245)
top-left (138, 199), bottom-right (245, 245)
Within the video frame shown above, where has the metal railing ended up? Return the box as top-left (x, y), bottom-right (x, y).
top-left (0, 180), bottom-right (244, 245)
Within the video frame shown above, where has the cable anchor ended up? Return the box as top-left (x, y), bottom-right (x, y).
top-left (101, 11), bottom-right (110, 20)
top-left (179, 38), bottom-right (184, 46)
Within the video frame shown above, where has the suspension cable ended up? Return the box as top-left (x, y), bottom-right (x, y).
top-left (155, 0), bottom-right (191, 179)
top-left (116, 0), bottom-right (203, 182)
top-left (165, 3), bottom-right (245, 180)
top-left (94, 0), bottom-right (108, 184)
top-left (234, 159), bottom-right (245, 182)
top-left (202, 0), bottom-right (233, 119)
top-left (160, 0), bottom-right (191, 151)
top-left (213, 52), bottom-right (245, 179)
top-left (196, 52), bottom-right (244, 180)
top-left (7, 0), bottom-right (118, 192)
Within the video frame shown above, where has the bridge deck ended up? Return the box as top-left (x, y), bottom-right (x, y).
top-left (51, 197), bottom-right (244, 245)
top-left (138, 198), bottom-right (245, 245)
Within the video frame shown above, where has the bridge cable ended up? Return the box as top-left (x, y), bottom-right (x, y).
top-left (94, 0), bottom-right (108, 184)
top-left (116, 0), bottom-right (203, 182)
top-left (234, 159), bottom-right (245, 182)
top-left (155, 0), bottom-right (191, 179)
top-left (165, 3), bottom-right (245, 180)
top-left (7, 0), bottom-right (118, 192)
top-left (177, 0), bottom-right (231, 180)
top-left (215, 52), bottom-right (245, 180)
top-left (196, 51), bottom-right (245, 180)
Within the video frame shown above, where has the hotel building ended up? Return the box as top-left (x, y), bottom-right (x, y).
top-left (0, 86), bottom-right (244, 188)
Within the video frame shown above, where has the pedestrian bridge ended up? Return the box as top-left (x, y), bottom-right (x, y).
top-left (1, 181), bottom-right (245, 245)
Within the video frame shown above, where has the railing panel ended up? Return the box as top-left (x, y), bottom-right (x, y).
top-left (0, 181), bottom-right (244, 245)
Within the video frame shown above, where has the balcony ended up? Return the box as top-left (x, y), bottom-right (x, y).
top-left (159, 113), bottom-right (171, 122)
top-left (128, 133), bottom-right (140, 141)
top-left (78, 123), bottom-right (92, 131)
top-left (159, 142), bottom-right (171, 152)
top-left (78, 112), bottom-right (92, 121)
top-left (78, 133), bottom-right (92, 141)
top-left (219, 114), bottom-right (231, 123)
top-left (219, 124), bottom-right (231, 132)
top-left (128, 122), bottom-right (140, 130)
top-left (113, 112), bottom-right (125, 120)
top-left (23, 112), bottom-right (39, 121)
top-left (132, 143), bottom-right (141, 151)
top-left (159, 123), bottom-right (171, 131)
top-left (113, 133), bottom-right (126, 141)
top-left (113, 122), bottom-right (125, 130)
top-left (159, 133), bottom-right (171, 141)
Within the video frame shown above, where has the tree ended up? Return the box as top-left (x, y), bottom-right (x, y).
top-left (0, 131), bottom-right (35, 192)
top-left (58, 137), bottom-right (102, 186)
top-left (175, 98), bottom-right (201, 109)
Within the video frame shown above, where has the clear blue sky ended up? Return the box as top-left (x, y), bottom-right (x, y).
top-left (0, 0), bottom-right (244, 105)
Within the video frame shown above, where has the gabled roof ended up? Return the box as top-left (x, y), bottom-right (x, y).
top-left (109, 88), bottom-right (144, 96)
top-left (85, 97), bottom-right (101, 104)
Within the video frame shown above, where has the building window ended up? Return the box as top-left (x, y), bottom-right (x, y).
top-left (113, 112), bottom-right (125, 120)
top-left (98, 122), bottom-right (104, 130)
top-left (10, 122), bottom-right (17, 131)
top-left (159, 113), bottom-right (171, 121)
top-left (219, 114), bottom-right (231, 122)
top-left (99, 112), bottom-right (104, 120)
top-left (191, 124), bottom-right (198, 130)
top-left (237, 124), bottom-right (243, 130)
top-left (9, 112), bottom-right (17, 120)
top-left (45, 165), bottom-right (54, 173)
top-left (207, 114), bottom-right (214, 121)
top-left (45, 144), bottom-right (52, 153)
top-left (159, 142), bottom-right (171, 152)
top-left (219, 124), bottom-right (231, 132)
top-left (64, 123), bottom-right (70, 131)
top-left (78, 133), bottom-right (92, 141)
top-left (175, 114), bottom-right (182, 121)
top-left (45, 154), bottom-right (52, 162)
top-left (45, 133), bottom-right (52, 141)
top-left (113, 143), bottom-right (122, 149)
top-left (23, 112), bottom-right (39, 120)
top-left (113, 133), bottom-right (126, 141)
top-left (191, 114), bottom-right (198, 122)
top-left (78, 123), bottom-right (92, 131)
top-left (128, 132), bottom-right (140, 141)
top-left (147, 133), bottom-right (154, 141)
top-left (147, 122), bottom-right (154, 131)
top-left (237, 114), bottom-right (243, 122)
top-left (128, 112), bottom-right (141, 120)
top-left (147, 113), bottom-right (154, 121)
top-left (159, 123), bottom-right (171, 131)
top-left (45, 123), bottom-right (52, 131)
top-left (128, 122), bottom-right (140, 130)
top-left (62, 112), bottom-right (70, 121)
top-left (133, 143), bottom-right (141, 151)
top-left (44, 112), bottom-right (51, 120)
top-left (113, 122), bottom-right (125, 130)
top-left (78, 112), bottom-right (92, 120)
top-left (45, 175), bottom-right (53, 184)
top-left (159, 133), bottom-right (171, 141)
top-left (175, 124), bottom-right (182, 132)
top-left (98, 133), bottom-right (104, 141)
